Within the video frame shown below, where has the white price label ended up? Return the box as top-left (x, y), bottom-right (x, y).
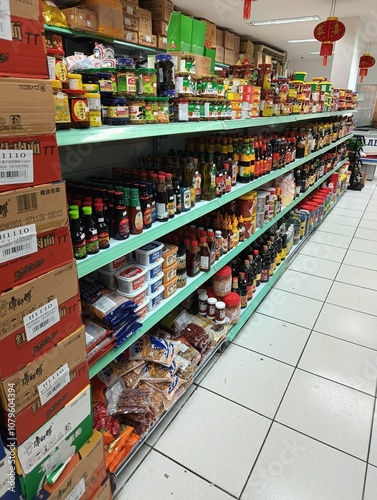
top-left (24, 298), bottom-right (60, 341)
top-left (0, 0), bottom-right (12, 41)
top-left (0, 223), bottom-right (37, 263)
top-left (38, 364), bottom-right (70, 405)
top-left (93, 295), bottom-right (116, 314)
top-left (66, 478), bottom-right (85, 500)
top-left (0, 150), bottom-right (33, 184)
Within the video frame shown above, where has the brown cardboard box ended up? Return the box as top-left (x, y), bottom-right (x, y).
top-left (124, 15), bottom-right (139, 31)
top-left (79, 0), bottom-right (124, 38)
top-left (90, 477), bottom-right (112, 500)
top-left (62, 7), bottom-right (98, 31)
top-left (139, 7), bottom-right (152, 32)
top-left (168, 52), bottom-right (211, 76)
top-left (34, 431), bottom-right (106, 500)
top-left (224, 48), bottom-right (237, 65)
top-left (122, 1), bottom-right (139, 17)
top-left (152, 19), bottom-right (168, 35)
top-left (157, 35), bottom-right (167, 49)
top-left (124, 30), bottom-right (138, 43)
top-left (254, 50), bottom-right (263, 65)
top-left (9, 0), bottom-right (40, 20)
top-left (200, 19), bottom-right (216, 49)
top-left (0, 78), bottom-right (54, 138)
top-left (240, 39), bottom-right (254, 54)
top-left (234, 35), bottom-right (240, 53)
top-left (216, 28), bottom-right (224, 47)
top-left (139, 0), bottom-right (173, 22)
top-left (0, 261), bottom-right (82, 380)
top-left (263, 53), bottom-right (272, 65)
top-left (139, 32), bottom-right (157, 47)
top-left (223, 30), bottom-right (235, 50)
top-left (215, 46), bottom-right (224, 63)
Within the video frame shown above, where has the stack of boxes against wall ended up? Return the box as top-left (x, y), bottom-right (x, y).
top-left (0, 1), bottom-right (111, 499)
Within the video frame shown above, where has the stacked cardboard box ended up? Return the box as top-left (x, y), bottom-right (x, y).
top-left (79, 0), bottom-right (124, 38)
top-left (0, 1), bottom-right (109, 499)
top-left (216, 28), bottom-right (225, 63)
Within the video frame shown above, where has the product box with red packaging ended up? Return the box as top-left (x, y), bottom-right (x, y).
top-left (0, 0), bottom-right (48, 79)
top-left (0, 261), bottom-right (82, 380)
top-left (90, 477), bottom-right (112, 500)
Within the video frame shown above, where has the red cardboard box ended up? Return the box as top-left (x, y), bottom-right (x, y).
top-left (0, 224), bottom-right (73, 292)
top-left (0, 261), bottom-right (82, 379)
top-left (0, 134), bottom-right (61, 193)
top-left (90, 477), bottom-right (112, 500)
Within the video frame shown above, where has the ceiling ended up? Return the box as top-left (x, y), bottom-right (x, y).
top-left (173, 0), bottom-right (377, 63)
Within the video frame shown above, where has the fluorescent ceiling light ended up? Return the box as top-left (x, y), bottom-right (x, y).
top-left (285, 38), bottom-right (317, 43)
top-left (249, 15), bottom-right (320, 26)
top-left (307, 51), bottom-right (334, 55)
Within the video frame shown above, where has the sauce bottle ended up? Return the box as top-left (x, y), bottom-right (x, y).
top-left (206, 230), bottom-right (216, 266)
top-left (199, 237), bottom-right (211, 272)
top-left (232, 219), bottom-right (239, 247)
top-left (82, 206), bottom-right (99, 254)
top-left (173, 177), bottom-right (182, 214)
top-left (221, 218), bottom-right (229, 254)
top-left (260, 245), bottom-right (271, 283)
top-left (238, 215), bottom-right (246, 243)
top-left (94, 202), bottom-right (110, 250)
top-left (253, 249), bottom-right (262, 286)
top-left (238, 272), bottom-right (248, 308)
top-left (227, 220), bottom-right (234, 251)
top-left (202, 152), bottom-right (216, 201)
top-left (111, 191), bottom-right (130, 240)
top-left (215, 230), bottom-right (223, 260)
top-left (248, 254), bottom-right (257, 292)
top-left (156, 174), bottom-right (169, 222)
top-left (129, 188), bottom-right (143, 235)
top-left (187, 239), bottom-right (200, 277)
top-left (241, 260), bottom-right (253, 300)
top-left (139, 184), bottom-right (152, 229)
top-left (180, 182), bottom-right (191, 211)
top-left (231, 276), bottom-right (240, 294)
top-left (69, 211), bottom-right (87, 259)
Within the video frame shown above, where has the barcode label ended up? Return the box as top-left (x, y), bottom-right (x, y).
top-left (66, 478), bottom-right (85, 500)
top-left (93, 295), bottom-right (117, 314)
top-left (16, 192), bottom-right (38, 213)
top-left (38, 363), bottom-right (70, 405)
top-left (24, 298), bottom-right (60, 341)
top-left (0, 223), bottom-right (37, 263)
top-left (0, 150), bottom-right (33, 184)
top-left (0, 0), bottom-right (12, 41)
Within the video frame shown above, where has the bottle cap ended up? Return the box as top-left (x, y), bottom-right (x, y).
top-left (82, 206), bottom-right (92, 215)
top-left (200, 237), bottom-right (206, 243)
top-left (191, 240), bottom-right (198, 246)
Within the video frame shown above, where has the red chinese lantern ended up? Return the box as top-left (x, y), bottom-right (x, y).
top-left (359, 54), bottom-right (375, 82)
top-left (313, 17), bottom-right (346, 66)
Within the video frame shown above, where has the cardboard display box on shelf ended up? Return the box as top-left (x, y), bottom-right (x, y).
top-left (223, 30), bottom-right (235, 50)
top-left (240, 39), bottom-right (254, 54)
top-left (34, 431), bottom-right (106, 500)
top-left (15, 386), bottom-right (93, 500)
top-left (62, 7), bottom-right (99, 31)
top-left (125, 30), bottom-right (139, 43)
top-left (204, 47), bottom-right (216, 73)
top-left (0, 0), bottom-right (47, 79)
top-left (140, 0), bottom-right (173, 22)
top-left (0, 261), bottom-right (82, 380)
top-left (157, 35), bottom-right (167, 49)
top-left (216, 28), bottom-right (224, 47)
top-left (168, 52), bottom-right (212, 76)
top-left (190, 18), bottom-right (206, 56)
top-left (78, 0), bottom-right (124, 38)
top-left (139, 7), bottom-right (152, 33)
top-left (124, 15), bottom-right (139, 31)
top-left (138, 32), bottom-right (157, 47)
top-left (224, 48), bottom-right (237, 65)
top-left (215, 46), bottom-right (224, 63)
top-left (0, 78), bottom-right (55, 138)
top-left (152, 20), bottom-right (168, 35)
top-left (201, 19), bottom-right (216, 49)
top-left (234, 34), bottom-right (240, 54)
top-left (122, 1), bottom-right (139, 18)
top-left (0, 326), bottom-right (89, 445)
top-left (254, 49), bottom-right (263, 65)
top-left (167, 12), bottom-right (193, 52)
top-left (0, 133), bottom-right (61, 193)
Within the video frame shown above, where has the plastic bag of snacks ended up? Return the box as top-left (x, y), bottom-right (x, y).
top-left (140, 361), bottom-right (180, 383)
top-left (97, 359), bottom-right (145, 387)
top-left (115, 388), bottom-right (153, 416)
top-left (145, 375), bottom-right (183, 401)
top-left (181, 323), bottom-right (214, 353)
top-left (126, 336), bottom-right (179, 367)
top-left (42, 0), bottom-right (68, 27)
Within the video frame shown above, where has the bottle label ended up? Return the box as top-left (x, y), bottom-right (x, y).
top-left (261, 268), bottom-right (269, 282)
top-left (73, 241), bottom-right (87, 259)
top-left (98, 231), bottom-right (110, 249)
top-left (156, 202), bottom-right (168, 219)
top-left (143, 208), bottom-right (152, 226)
top-left (118, 217), bottom-right (130, 238)
top-left (200, 255), bottom-right (210, 270)
top-left (183, 190), bottom-right (191, 209)
top-left (86, 235), bottom-right (99, 254)
top-left (134, 211), bottom-right (143, 230)
top-left (241, 294), bottom-right (247, 308)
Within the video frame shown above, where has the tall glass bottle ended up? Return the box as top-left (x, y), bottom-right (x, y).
top-left (82, 206), bottom-right (99, 254)
top-left (202, 152), bottom-right (216, 201)
top-left (94, 202), bottom-right (110, 250)
top-left (111, 191), bottom-right (130, 240)
top-left (156, 174), bottom-right (169, 222)
top-left (69, 211), bottom-right (87, 259)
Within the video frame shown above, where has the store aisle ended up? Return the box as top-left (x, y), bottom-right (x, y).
top-left (117, 179), bottom-right (377, 500)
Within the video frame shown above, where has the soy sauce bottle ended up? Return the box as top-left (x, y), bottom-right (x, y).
top-left (69, 211), bottom-right (87, 259)
top-left (82, 206), bottom-right (99, 254)
top-left (111, 191), bottom-right (130, 240)
top-left (94, 202), bottom-right (110, 250)
top-left (260, 245), bottom-right (271, 283)
top-left (253, 249), bottom-right (262, 286)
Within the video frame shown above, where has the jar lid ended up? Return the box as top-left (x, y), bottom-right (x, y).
top-left (117, 57), bottom-right (134, 66)
top-left (62, 89), bottom-right (85, 96)
top-left (215, 265), bottom-right (232, 278)
top-left (68, 73), bottom-right (82, 79)
top-left (156, 54), bottom-right (173, 62)
top-left (47, 47), bottom-right (65, 56)
top-left (52, 80), bottom-right (62, 89)
top-left (215, 301), bottom-right (225, 309)
top-left (136, 67), bottom-right (157, 74)
top-left (207, 297), bottom-right (217, 305)
top-left (223, 292), bottom-right (241, 306)
top-left (199, 293), bottom-right (208, 300)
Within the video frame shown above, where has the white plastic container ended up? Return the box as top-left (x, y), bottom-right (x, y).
top-left (97, 268), bottom-right (118, 290)
top-left (146, 272), bottom-right (164, 295)
top-left (116, 264), bottom-right (147, 293)
top-left (135, 297), bottom-right (149, 320)
top-left (256, 212), bottom-right (265, 228)
top-left (147, 286), bottom-right (164, 311)
top-left (135, 241), bottom-right (164, 266)
top-left (116, 282), bottom-right (148, 306)
top-left (101, 255), bottom-right (127, 272)
top-left (144, 257), bottom-right (164, 280)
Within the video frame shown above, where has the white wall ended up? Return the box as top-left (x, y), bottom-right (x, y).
top-left (288, 59), bottom-right (332, 81)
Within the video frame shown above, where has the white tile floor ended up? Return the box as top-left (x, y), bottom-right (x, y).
top-left (117, 179), bottom-right (377, 500)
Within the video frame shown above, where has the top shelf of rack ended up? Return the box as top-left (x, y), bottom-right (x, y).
top-left (56, 111), bottom-right (356, 147)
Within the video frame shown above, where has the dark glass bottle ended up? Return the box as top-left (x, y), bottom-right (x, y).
top-left (253, 249), bottom-right (262, 286)
top-left (69, 211), bottom-right (87, 259)
top-left (199, 237), bottom-right (211, 272)
top-left (111, 191), bottom-right (130, 240)
top-left (173, 178), bottom-right (182, 214)
top-left (82, 206), bottom-right (99, 254)
top-left (187, 239), bottom-right (201, 277)
top-left (94, 202), bottom-right (110, 250)
top-left (156, 174), bottom-right (169, 222)
top-left (165, 173), bottom-right (176, 218)
top-left (139, 184), bottom-right (152, 229)
top-left (260, 245), bottom-right (271, 283)
top-left (238, 272), bottom-right (248, 309)
top-left (231, 276), bottom-right (240, 295)
top-left (241, 260), bottom-right (253, 301)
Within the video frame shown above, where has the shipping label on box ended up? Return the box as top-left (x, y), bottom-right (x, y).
top-left (167, 12), bottom-right (193, 52)
top-left (16, 386), bottom-right (93, 500)
top-left (139, 7), bottom-right (152, 33)
top-left (124, 15), bottom-right (139, 31)
top-left (138, 32), bottom-right (157, 47)
top-left (62, 7), bottom-right (99, 32)
top-left (124, 30), bottom-right (138, 43)
top-left (157, 35), bottom-right (167, 49)
top-left (0, 79), bottom-right (54, 138)
top-left (140, 0), bottom-right (173, 22)
top-left (0, 134), bottom-right (61, 193)
top-left (122, 1), bottom-right (139, 18)
top-left (152, 20), bottom-right (168, 35)
top-left (216, 46), bottom-right (224, 63)
top-left (223, 30), bottom-right (235, 50)
top-left (35, 431), bottom-right (106, 500)
top-left (79, 0), bottom-right (124, 39)
top-left (0, 261), bottom-right (81, 380)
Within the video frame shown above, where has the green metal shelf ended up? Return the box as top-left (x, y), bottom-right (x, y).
top-left (56, 111), bottom-right (355, 147)
top-left (88, 157), bottom-right (347, 378)
top-left (77, 134), bottom-right (351, 278)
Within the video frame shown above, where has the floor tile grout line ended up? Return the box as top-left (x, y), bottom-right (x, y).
top-left (311, 328), bottom-right (377, 353)
top-left (361, 378), bottom-right (377, 500)
top-left (115, 445), bottom-right (154, 498)
top-left (333, 276), bottom-right (377, 294)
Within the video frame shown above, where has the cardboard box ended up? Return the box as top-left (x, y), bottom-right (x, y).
top-left (0, 261), bottom-right (81, 380)
top-left (152, 19), bottom-right (168, 35)
top-left (79, 0), bottom-right (124, 39)
top-left (138, 7), bottom-right (152, 33)
top-left (124, 15), bottom-right (139, 31)
top-left (234, 35), bottom-right (240, 53)
top-left (263, 53), bottom-right (272, 65)
top-left (254, 49), bottom-right (263, 65)
top-left (223, 30), bottom-right (235, 50)
top-left (224, 48), bottom-right (237, 65)
top-left (215, 45), bottom-right (224, 63)
top-left (8, 0), bottom-right (40, 20)
top-left (0, 133), bottom-right (61, 193)
top-left (204, 47), bottom-right (216, 73)
top-left (216, 28), bottom-right (224, 47)
top-left (138, 32), bottom-right (157, 47)
top-left (0, 449), bottom-right (21, 499)
top-left (0, 78), bottom-right (55, 138)
top-left (168, 52), bottom-right (211, 76)
top-left (190, 19), bottom-right (206, 56)
top-left (157, 35), bottom-right (167, 49)
top-left (16, 386), bottom-right (92, 500)
top-left (201, 19), bottom-right (216, 49)
top-left (167, 12), bottom-right (193, 52)
top-left (62, 7), bottom-right (98, 32)
top-left (240, 39), bottom-right (254, 54)
top-left (122, 1), bottom-right (139, 17)
top-left (139, 0), bottom-right (173, 22)
top-left (124, 30), bottom-right (138, 43)
top-left (34, 431), bottom-right (106, 500)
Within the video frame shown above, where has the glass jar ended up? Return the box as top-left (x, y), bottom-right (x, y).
top-left (175, 72), bottom-right (195, 97)
top-left (188, 98), bottom-right (200, 121)
top-left (195, 77), bottom-right (202, 96)
top-left (82, 72), bottom-right (100, 93)
top-left (105, 97), bottom-right (129, 125)
top-left (52, 80), bottom-right (71, 130)
top-left (201, 76), bottom-right (218, 98)
top-left (68, 73), bottom-right (82, 91)
top-left (47, 48), bottom-right (68, 83)
top-left (63, 89), bottom-right (90, 129)
top-left (117, 57), bottom-right (137, 96)
top-left (156, 97), bottom-right (169, 123)
top-left (85, 93), bottom-right (102, 127)
top-left (155, 54), bottom-right (175, 92)
top-left (136, 68), bottom-right (157, 96)
top-left (179, 55), bottom-right (195, 73)
top-left (96, 72), bottom-right (113, 95)
top-left (217, 78), bottom-right (225, 97)
top-left (177, 98), bottom-right (189, 121)
top-left (128, 97), bottom-right (146, 124)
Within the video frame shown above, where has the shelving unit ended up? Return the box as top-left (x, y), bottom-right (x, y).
top-left (88, 157), bottom-right (348, 378)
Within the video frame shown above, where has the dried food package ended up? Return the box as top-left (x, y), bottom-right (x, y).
top-left (87, 336), bottom-right (115, 365)
top-left (163, 384), bottom-right (186, 411)
top-left (181, 323), bottom-right (215, 353)
top-left (140, 360), bottom-right (180, 383)
top-left (98, 359), bottom-right (145, 387)
top-left (122, 370), bottom-right (143, 390)
top-left (84, 320), bottom-right (109, 352)
top-left (126, 336), bottom-right (179, 367)
top-left (115, 388), bottom-right (153, 415)
top-left (138, 382), bottom-right (165, 416)
top-left (145, 375), bottom-right (183, 401)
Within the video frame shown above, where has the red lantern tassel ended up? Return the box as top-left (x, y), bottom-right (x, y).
top-left (320, 42), bottom-right (333, 66)
top-left (360, 68), bottom-right (368, 83)
top-left (243, 0), bottom-right (252, 19)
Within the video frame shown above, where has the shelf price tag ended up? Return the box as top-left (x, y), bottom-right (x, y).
top-left (0, 0), bottom-right (12, 41)
top-left (0, 150), bottom-right (34, 184)
top-left (23, 298), bottom-right (60, 341)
